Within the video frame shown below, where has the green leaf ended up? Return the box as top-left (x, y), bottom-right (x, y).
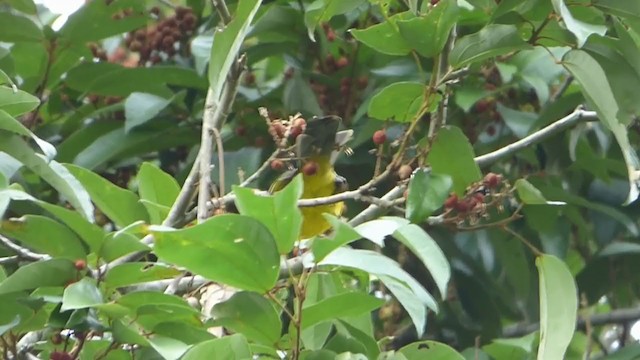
top-left (233, 175), bottom-right (303, 254)
top-left (304, 0), bottom-right (366, 41)
top-left (427, 126), bottom-right (482, 196)
top-left (0, 259), bottom-right (76, 294)
top-left (0, 12), bottom-right (43, 42)
top-left (124, 93), bottom-right (172, 133)
top-left (104, 263), bottom-right (181, 289)
top-left (283, 74), bottom-right (323, 116)
top-left (368, 82), bottom-right (427, 122)
top-left (450, 24), bottom-right (531, 68)
top-left (66, 164), bottom-right (149, 227)
top-left (137, 162), bottom-right (180, 224)
top-left (536, 254), bottom-right (578, 360)
top-left (550, 0), bottom-right (607, 47)
top-left (181, 334), bottom-right (251, 360)
top-left (208, 0), bottom-right (261, 104)
top-left (65, 63), bottom-right (206, 97)
top-left (354, 217), bottom-right (410, 246)
top-left (396, 0), bottom-right (459, 58)
top-left (151, 214), bottom-right (280, 292)
top-left (562, 49), bottom-right (640, 204)
top-left (0, 110), bottom-right (55, 159)
top-left (593, 0), bottom-right (640, 20)
top-left (0, 215), bottom-right (86, 259)
top-left (319, 247), bottom-right (437, 336)
top-left (393, 224), bottom-right (451, 298)
top-left (515, 179), bottom-right (547, 205)
top-left (58, 0), bottom-right (149, 43)
top-left (301, 292), bottom-right (384, 330)
top-left (406, 171), bottom-right (452, 222)
top-left (399, 340), bottom-right (464, 359)
top-left (496, 104), bottom-right (537, 138)
top-left (148, 335), bottom-right (190, 360)
top-left (0, 133), bottom-right (94, 221)
top-left (36, 202), bottom-right (104, 252)
top-left (0, 315), bottom-right (20, 337)
top-left (312, 215), bottom-right (362, 261)
top-left (61, 278), bottom-right (104, 311)
top-left (99, 231), bottom-right (150, 262)
top-left (5, 0), bottom-right (37, 14)
top-left (351, 13), bottom-right (412, 56)
top-left (0, 86), bottom-right (40, 117)
top-left (211, 291), bottom-right (281, 346)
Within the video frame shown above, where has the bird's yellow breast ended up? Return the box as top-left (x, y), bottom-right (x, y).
top-left (300, 156), bottom-right (345, 239)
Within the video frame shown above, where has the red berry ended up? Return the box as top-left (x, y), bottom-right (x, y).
top-left (486, 125), bottom-right (496, 136)
top-left (431, 0), bottom-right (440, 4)
top-left (235, 125), bottom-right (247, 137)
top-left (483, 172), bottom-right (502, 188)
top-left (292, 117), bottom-right (306, 130)
top-left (444, 194), bottom-right (458, 209)
top-left (473, 192), bottom-right (485, 204)
top-left (326, 29), bottom-right (336, 42)
top-left (372, 130), bottom-right (387, 145)
top-left (474, 99), bottom-right (489, 113)
top-left (50, 351), bottom-right (72, 360)
top-left (74, 259), bottom-right (86, 271)
top-left (335, 56), bottom-right (349, 68)
top-left (455, 199), bottom-right (471, 213)
top-left (244, 72), bottom-right (255, 85)
top-left (302, 161), bottom-right (318, 176)
top-left (270, 159), bottom-right (285, 171)
top-left (51, 333), bottom-right (63, 345)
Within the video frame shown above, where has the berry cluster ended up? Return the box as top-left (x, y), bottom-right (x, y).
top-left (124, 6), bottom-right (197, 65)
top-left (442, 172), bottom-right (510, 225)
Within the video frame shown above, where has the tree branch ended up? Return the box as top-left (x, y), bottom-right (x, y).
top-left (503, 307), bottom-right (640, 338)
top-left (0, 234), bottom-right (49, 261)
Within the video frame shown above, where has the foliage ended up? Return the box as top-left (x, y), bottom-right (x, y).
top-left (0, 0), bottom-right (640, 359)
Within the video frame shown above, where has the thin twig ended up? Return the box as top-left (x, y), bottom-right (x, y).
top-left (212, 127), bottom-right (225, 197)
top-left (240, 149), bottom-right (280, 187)
top-left (0, 234), bottom-right (49, 261)
top-left (211, 0), bottom-right (232, 24)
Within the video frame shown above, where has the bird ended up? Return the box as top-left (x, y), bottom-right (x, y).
top-left (269, 115), bottom-right (353, 239)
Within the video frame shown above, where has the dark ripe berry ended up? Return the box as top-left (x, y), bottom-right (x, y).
top-left (254, 136), bottom-right (266, 148)
top-left (134, 29), bottom-right (146, 41)
top-left (269, 121), bottom-right (286, 138)
top-left (340, 84), bottom-right (350, 96)
top-left (290, 125), bottom-right (303, 139)
top-left (357, 76), bottom-right (368, 90)
top-left (105, 96), bottom-right (121, 105)
top-left (372, 129), bottom-right (387, 145)
top-left (302, 161), bottom-right (319, 176)
top-left (150, 53), bottom-right (162, 64)
top-left (483, 172), bottom-right (502, 188)
top-left (484, 83), bottom-right (497, 91)
top-left (183, 13), bottom-right (196, 29)
top-left (87, 94), bottom-right (100, 104)
top-left (325, 54), bottom-right (335, 67)
top-left (326, 29), bottom-right (336, 42)
top-left (335, 56), bottom-right (349, 69)
top-left (443, 194), bottom-right (458, 209)
top-left (292, 117), bottom-right (306, 130)
top-left (486, 124), bottom-right (496, 136)
top-left (474, 99), bottom-right (489, 113)
top-left (473, 192), bottom-right (485, 204)
top-left (150, 6), bottom-right (161, 16)
top-left (162, 36), bottom-right (175, 48)
top-left (165, 17), bottom-right (178, 28)
top-left (235, 125), bottom-right (247, 137)
top-left (129, 40), bottom-right (142, 52)
top-left (340, 77), bottom-right (351, 87)
top-left (431, 0), bottom-right (439, 4)
top-left (51, 333), bottom-right (63, 345)
top-left (270, 159), bottom-right (285, 171)
top-left (165, 46), bottom-right (176, 56)
top-left (398, 164), bottom-right (413, 180)
top-left (455, 199), bottom-right (471, 213)
top-left (50, 351), bottom-right (72, 360)
top-left (175, 6), bottom-right (191, 19)
top-left (244, 72), bottom-right (255, 85)
top-left (74, 259), bottom-right (86, 271)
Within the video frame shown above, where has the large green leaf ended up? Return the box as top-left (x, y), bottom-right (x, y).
top-left (233, 175), bottom-right (303, 254)
top-left (393, 224), bottom-right (451, 298)
top-left (58, 0), bottom-right (149, 43)
top-left (61, 278), bottom-right (104, 311)
top-left (550, 0), bottom-right (607, 47)
top-left (0, 12), bottom-right (43, 42)
top-left (301, 292), bottom-right (384, 329)
top-left (427, 126), bottom-right (482, 196)
top-left (0, 109), bottom-right (55, 159)
top-left (304, 0), bottom-right (366, 41)
top-left (593, 0), bottom-right (640, 20)
top-left (211, 291), bottom-right (282, 346)
top-left (104, 262), bottom-right (180, 289)
top-left (399, 340), bottom-right (464, 359)
top-left (0, 86), bottom-right (40, 117)
top-left (0, 215), bottom-right (86, 259)
top-left (0, 133), bottom-right (94, 221)
top-left (137, 162), bottom-right (180, 225)
top-left (151, 214), bottom-right (280, 292)
top-left (181, 334), bottom-right (251, 360)
top-left (124, 93), bottom-right (172, 133)
top-left (406, 171), bottom-right (452, 222)
top-left (563, 49), bottom-right (640, 204)
top-left (312, 215), bottom-right (362, 261)
top-left (0, 259), bottom-right (77, 294)
top-left (536, 254), bottom-right (577, 360)
top-left (396, 0), bottom-right (459, 58)
top-left (450, 24), bottom-right (531, 68)
top-left (368, 82), bottom-right (424, 122)
top-left (351, 13), bottom-right (412, 56)
top-left (65, 164), bottom-right (149, 227)
top-left (208, 0), bottom-right (261, 103)
top-left (36, 202), bottom-right (104, 252)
